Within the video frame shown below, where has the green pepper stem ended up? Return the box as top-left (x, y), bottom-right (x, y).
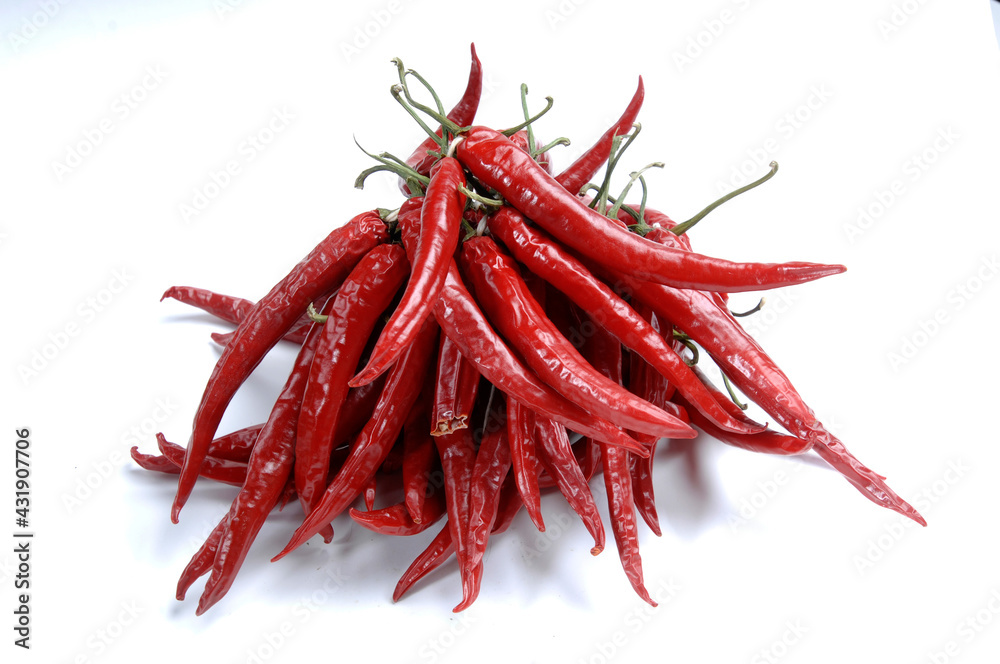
top-left (391, 85), bottom-right (447, 147)
top-left (306, 303), bottom-right (328, 324)
top-left (459, 184), bottom-right (504, 208)
top-left (501, 96), bottom-right (554, 137)
top-left (731, 297), bottom-right (766, 318)
top-left (721, 372), bottom-right (748, 410)
top-left (608, 162), bottom-right (663, 220)
top-left (671, 161), bottom-right (779, 236)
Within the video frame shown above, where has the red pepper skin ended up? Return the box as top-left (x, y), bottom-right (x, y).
top-left (349, 487), bottom-right (446, 536)
top-left (488, 209), bottom-right (761, 435)
top-left (430, 334), bottom-right (481, 435)
top-left (581, 321), bottom-right (655, 605)
top-left (392, 474), bottom-right (523, 603)
top-left (616, 269), bottom-right (926, 526)
top-left (506, 396), bottom-right (545, 531)
top-left (294, 244), bottom-right (409, 530)
top-left (434, 428), bottom-right (478, 604)
top-left (533, 414), bottom-right (605, 555)
top-left (403, 396), bottom-right (439, 519)
top-left (402, 43), bottom-right (483, 182)
top-left (509, 131), bottom-right (553, 175)
top-left (433, 260), bottom-right (649, 455)
top-left (556, 77), bottom-right (644, 195)
top-left (675, 392), bottom-right (810, 455)
top-left (173, 211), bottom-right (387, 523)
top-left (274, 317), bottom-right (439, 559)
top-left (456, 127), bottom-right (845, 292)
top-left (176, 511), bottom-right (229, 601)
top-left (460, 236), bottom-right (693, 440)
top-left (157, 434), bottom-right (248, 487)
top-left (193, 302), bottom-right (330, 615)
top-left (354, 159), bottom-right (467, 386)
top-left (162, 287), bottom-right (311, 345)
top-left (454, 422), bottom-right (512, 612)
top-left (130, 447), bottom-right (181, 474)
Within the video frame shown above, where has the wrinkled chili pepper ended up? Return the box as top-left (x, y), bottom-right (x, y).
top-left (162, 286), bottom-right (312, 345)
top-left (455, 126), bottom-right (845, 293)
top-left (173, 211), bottom-right (387, 523)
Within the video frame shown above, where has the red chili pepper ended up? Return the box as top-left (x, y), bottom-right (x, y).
top-left (506, 396), bottom-right (545, 531)
top-left (294, 243), bottom-right (409, 533)
top-left (354, 159), bottom-right (467, 386)
top-left (580, 315), bottom-right (656, 605)
top-left (533, 413), bottom-right (605, 555)
top-left (434, 428), bottom-right (478, 604)
top-left (555, 77), bottom-right (644, 195)
top-left (430, 334), bottom-right (481, 435)
top-left (194, 294), bottom-right (332, 614)
top-left (176, 511), bottom-right (229, 601)
top-left (274, 316), bottom-right (439, 559)
top-left (614, 267), bottom-right (926, 525)
top-left (349, 485), bottom-right (447, 536)
top-left (454, 421), bottom-right (512, 612)
top-left (433, 260), bottom-right (649, 454)
top-left (460, 235), bottom-right (693, 440)
top-left (157, 434), bottom-right (248, 487)
top-left (455, 127), bottom-right (845, 293)
top-left (172, 211), bottom-right (387, 523)
top-left (402, 396), bottom-right (440, 520)
top-left (161, 286), bottom-right (312, 345)
top-left (403, 44), bottom-right (483, 182)
top-left (488, 208), bottom-right (762, 435)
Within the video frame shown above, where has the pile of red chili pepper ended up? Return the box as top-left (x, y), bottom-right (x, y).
top-left (134, 45), bottom-right (926, 614)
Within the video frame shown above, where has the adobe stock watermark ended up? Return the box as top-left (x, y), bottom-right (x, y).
top-left (244, 565), bottom-right (347, 664)
top-left (672, 0), bottom-right (758, 73)
top-left (178, 106), bottom-right (294, 223)
top-left (16, 268), bottom-right (135, 385)
top-left (339, 0), bottom-right (412, 63)
top-left (877, 0), bottom-right (933, 40)
top-left (750, 620), bottom-right (808, 664)
top-left (852, 459), bottom-right (968, 575)
top-left (50, 65), bottom-right (168, 182)
top-left (886, 254), bottom-right (996, 372)
top-left (727, 462), bottom-right (805, 533)
top-left (62, 398), bottom-right (179, 514)
top-left (416, 614), bottom-right (476, 664)
top-left (6, 0), bottom-right (71, 53)
top-left (575, 578), bottom-right (680, 664)
top-left (73, 600), bottom-right (144, 664)
top-left (214, 0), bottom-right (251, 20)
top-left (519, 508), bottom-right (577, 567)
top-left (925, 588), bottom-right (1000, 664)
top-left (714, 84), bottom-right (834, 194)
top-left (843, 126), bottom-right (958, 244)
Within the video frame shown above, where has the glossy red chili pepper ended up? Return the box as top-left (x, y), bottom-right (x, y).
top-left (403, 43), bottom-right (483, 182)
top-left (556, 77), bottom-right (644, 195)
top-left (349, 485), bottom-right (447, 537)
top-left (580, 316), bottom-right (655, 605)
top-left (454, 421), bottom-right (512, 612)
top-left (194, 296), bottom-right (332, 614)
top-left (433, 260), bottom-right (649, 455)
top-left (161, 286), bottom-right (312, 345)
top-left (626, 341), bottom-right (662, 536)
top-left (533, 413), bottom-right (605, 555)
top-left (393, 474), bottom-right (523, 603)
top-left (455, 127), bottom-right (845, 293)
top-left (354, 159), bottom-right (467, 386)
top-left (430, 334), bottom-right (481, 435)
top-left (176, 511), bottom-right (229, 601)
top-left (488, 208), bottom-right (761, 435)
top-left (506, 396), bottom-right (544, 531)
top-left (294, 243), bottom-right (409, 532)
top-left (274, 316), bottom-right (439, 559)
top-left (173, 211), bottom-right (387, 523)
top-left (613, 267), bottom-right (926, 525)
top-left (435, 427), bottom-right (479, 605)
top-left (402, 396), bottom-right (439, 520)
top-left (460, 235), bottom-right (693, 440)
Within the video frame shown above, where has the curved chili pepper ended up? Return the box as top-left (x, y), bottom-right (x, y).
top-left (612, 266), bottom-right (926, 526)
top-left (403, 395), bottom-right (439, 519)
top-left (173, 211), bottom-right (387, 523)
top-left (393, 474), bottom-right (523, 603)
top-left (556, 77), bottom-right (644, 195)
top-left (455, 127), bottom-right (845, 293)
top-left (460, 235), bottom-right (693, 440)
top-left (274, 316), bottom-right (439, 559)
top-left (506, 396), bottom-right (544, 531)
top-left (354, 159), bottom-right (467, 386)
top-left (433, 260), bottom-right (649, 455)
top-left (130, 447), bottom-right (181, 475)
top-left (434, 428), bottom-right (478, 604)
top-left (194, 299), bottom-right (331, 614)
top-left (157, 434), bottom-right (248, 488)
top-left (294, 243), bottom-right (409, 531)
top-left (533, 413), bottom-right (605, 555)
top-left (454, 422), bottom-right (512, 612)
top-left (675, 392), bottom-right (810, 455)
top-left (161, 286), bottom-right (312, 344)
top-left (581, 319), bottom-right (656, 604)
top-left (488, 208), bottom-right (761, 435)
top-left (402, 43), bottom-right (483, 182)
top-left (349, 486), bottom-right (447, 536)
top-left (176, 510), bottom-right (229, 601)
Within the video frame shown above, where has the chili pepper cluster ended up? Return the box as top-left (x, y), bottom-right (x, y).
top-left (134, 45), bottom-right (925, 614)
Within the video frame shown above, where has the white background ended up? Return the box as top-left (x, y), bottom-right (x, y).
top-left (2, 1), bottom-right (999, 663)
